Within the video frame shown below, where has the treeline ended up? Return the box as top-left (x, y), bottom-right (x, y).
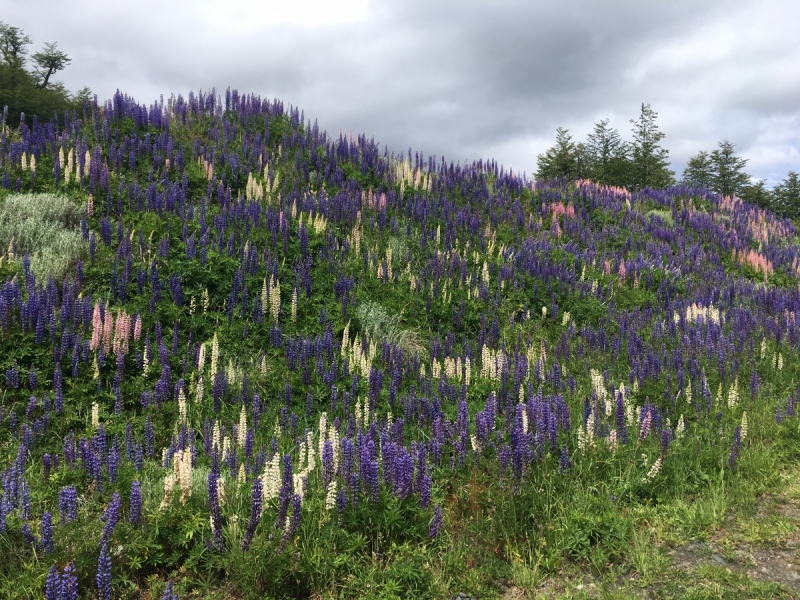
top-left (537, 103), bottom-right (800, 220)
top-left (0, 22), bottom-right (90, 126)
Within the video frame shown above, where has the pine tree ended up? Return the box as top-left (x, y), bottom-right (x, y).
top-left (710, 141), bottom-right (750, 197)
top-left (773, 172), bottom-right (800, 219)
top-left (585, 119), bottom-right (630, 187)
top-left (740, 180), bottom-right (774, 212)
top-left (629, 104), bottom-right (674, 191)
top-left (536, 128), bottom-right (579, 181)
top-left (683, 150), bottom-right (714, 189)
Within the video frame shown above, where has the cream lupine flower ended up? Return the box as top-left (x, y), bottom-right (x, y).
top-left (760, 338), bottom-right (767, 360)
top-left (238, 406), bottom-right (247, 448)
top-left (178, 387), bottom-right (187, 425)
top-left (202, 288), bottom-right (209, 313)
top-left (261, 454), bottom-right (281, 509)
top-left (607, 429), bottom-right (618, 454)
top-left (727, 378), bottom-right (739, 409)
top-left (217, 477), bottom-right (225, 506)
top-left (212, 421), bottom-right (221, 454)
top-left (269, 276), bottom-right (281, 322)
top-left (91, 402), bottom-right (100, 430)
top-left (325, 480), bottom-right (337, 510)
top-left (210, 333), bottom-right (219, 381)
top-left (741, 412), bottom-right (748, 440)
top-left (177, 450), bottom-right (192, 504)
top-left (642, 456), bottom-right (664, 482)
top-left (675, 415), bottom-right (685, 439)
top-left (221, 436), bottom-right (231, 464)
top-left (197, 342), bottom-right (206, 373)
top-left (291, 287), bottom-right (298, 323)
top-left (195, 375), bottom-right (204, 404)
top-left (159, 472), bottom-right (176, 510)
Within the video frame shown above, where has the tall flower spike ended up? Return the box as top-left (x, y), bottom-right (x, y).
top-left (96, 544), bottom-right (112, 600)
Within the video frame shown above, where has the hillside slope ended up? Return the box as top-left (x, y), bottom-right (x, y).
top-left (1, 90), bottom-right (800, 598)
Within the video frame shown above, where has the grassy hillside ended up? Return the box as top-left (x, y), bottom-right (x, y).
top-left (1, 89), bottom-right (800, 599)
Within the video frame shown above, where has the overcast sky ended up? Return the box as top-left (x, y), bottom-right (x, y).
top-left (6, 0), bottom-right (799, 184)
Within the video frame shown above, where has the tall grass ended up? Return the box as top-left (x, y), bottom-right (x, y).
top-left (0, 192), bottom-right (87, 281)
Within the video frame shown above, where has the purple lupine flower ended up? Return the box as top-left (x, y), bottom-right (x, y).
top-left (241, 476), bottom-right (263, 551)
top-left (61, 561), bottom-right (79, 600)
top-left (144, 416), bottom-right (155, 457)
top-left (639, 409), bottom-right (652, 442)
top-left (40, 512), bottom-right (54, 554)
top-left (129, 480), bottom-right (142, 525)
top-left (615, 392), bottom-right (627, 445)
top-left (162, 580), bottom-right (177, 600)
top-left (559, 446), bottom-right (572, 473)
top-left (107, 446), bottom-right (120, 484)
top-left (43, 453), bottom-right (52, 481)
top-left (97, 544), bottom-right (112, 600)
top-left (208, 470), bottom-right (223, 551)
top-left (660, 429), bottom-right (671, 455)
top-left (28, 364), bottom-right (37, 390)
top-left (20, 479), bottom-right (31, 520)
top-left (336, 487), bottom-right (348, 518)
top-left (22, 523), bottom-right (36, 545)
top-left (728, 426), bottom-right (742, 470)
top-left (59, 485), bottom-right (78, 523)
top-left (321, 439), bottom-right (334, 486)
top-left (393, 447), bottom-right (413, 500)
top-left (275, 454), bottom-right (294, 529)
top-left (45, 565), bottom-right (60, 600)
top-left (418, 470), bottom-right (432, 509)
top-left (429, 505), bottom-right (443, 538)
top-left (101, 493), bottom-right (122, 545)
top-left (776, 406), bottom-right (784, 424)
top-left (279, 493), bottom-right (302, 551)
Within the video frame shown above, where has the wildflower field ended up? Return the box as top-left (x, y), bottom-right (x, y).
top-left (2, 90), bottom-right (800, 599)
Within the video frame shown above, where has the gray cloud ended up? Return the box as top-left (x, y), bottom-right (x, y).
top-left (5, 0), bottom-right (799, 184)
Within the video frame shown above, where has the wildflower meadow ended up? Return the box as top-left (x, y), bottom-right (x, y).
top-left (1, 90), bottom-right (800, 598)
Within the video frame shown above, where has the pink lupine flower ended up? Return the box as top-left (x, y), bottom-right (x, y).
top-left (103, 310), bottom-right (114, 351)
top-left (133, 314), bottom-right (142, 341)
top-left (90, 303), bottom-right (102, 351)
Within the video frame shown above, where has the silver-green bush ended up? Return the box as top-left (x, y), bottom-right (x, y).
top-left (0, 193), bottom-right (87, 281)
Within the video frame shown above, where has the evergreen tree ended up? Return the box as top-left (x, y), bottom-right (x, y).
top-left (773, 171), bottom-right (800, 219)
top-left (629, 103), bottom-right (674, 190)
top-left (585, 118), bottom-right (630, 187)
top-left (536, 127), bottom-right (579, 181)
top-left (710, 141), bottom-right (750, 197)
top-left (739, 180), bottom-right (774, 212)
top-left (683, 150), bottom-right (714, 189)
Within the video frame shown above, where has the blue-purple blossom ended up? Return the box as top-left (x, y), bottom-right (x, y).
top-left (97, 544), bottom-right (112, 600)
top-left (129, 480), bottom-right (142, 525)
top-left (429, 505), bottom-right (443, 538)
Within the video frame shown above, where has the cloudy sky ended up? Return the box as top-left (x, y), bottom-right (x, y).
top-left (6, 0), bottom-right (800, 184)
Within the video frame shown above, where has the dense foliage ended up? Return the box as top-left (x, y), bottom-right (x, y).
top-left (1, 88), bottom-right (800, 599)
top-left (0, 22), bottom-right (88, 127)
